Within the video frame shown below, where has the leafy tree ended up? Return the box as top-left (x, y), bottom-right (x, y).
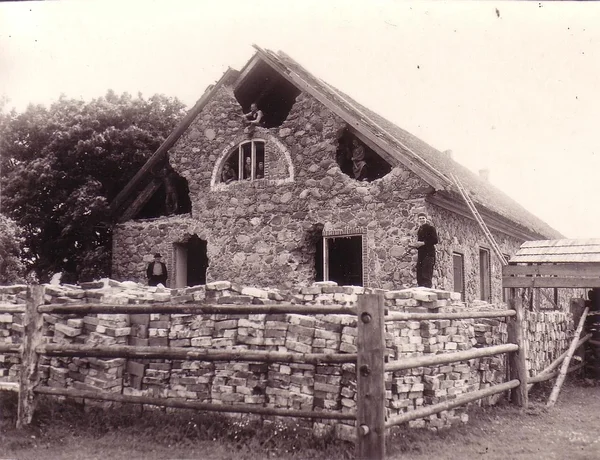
top-left (0, 91), bottom-right (186, 283)
top-left (0, 214), bottom-right (26, 284)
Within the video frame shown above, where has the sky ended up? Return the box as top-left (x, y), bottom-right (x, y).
top-left (1, 0), bottom-right (600, 238)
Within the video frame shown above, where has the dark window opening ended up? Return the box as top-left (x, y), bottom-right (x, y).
top-left (452, 252), bottom-right (465, 300)
top-left (325, 235), bottom-right (363, 286)
top-left (137, 165), bottom-right (191, 219)
top-left (234, 60), bottom-right (301, 128)
top-left (336, 129), bottom-right (392, 182)
top-left (479, 248), bottom-right (491, 302)
top-left (220, 140), bottom-right (266, 183)
top-left (174, 235), bottom-right (208, 288)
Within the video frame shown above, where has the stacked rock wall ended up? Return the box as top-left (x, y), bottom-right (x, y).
top-left (0, 281), bottom-right (576, 437)
top-left (112, 86), bottom-right (435, 292)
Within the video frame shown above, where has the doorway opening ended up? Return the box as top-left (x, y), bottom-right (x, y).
top-left (324, 235), bottom-right (363, 286)
top-left (174, 235), bottom-right (209, 288)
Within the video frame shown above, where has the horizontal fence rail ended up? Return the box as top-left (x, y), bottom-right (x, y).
top-left (385, 379), bottom-right (520, 428)
top-left (0, 306), bottom-right (26, 314)
top-left (35, 386), bottom-right (356, 420)
top-left (40, 344), bottom-right (357, 364)
top-left (385, 344), bottom-right (519, 373)
top-left (385, 309), bottom-right (516, 322)
top-left (38, 303), bottom-right (357, 316)
top-left (0, 382), bottom-right (19, 392)
top-left (529, 362), bottom-right (585, 384)
top-left (0, 344), bottom-right (21, 354)
top-left (527, 334), bottom-right (591, 386)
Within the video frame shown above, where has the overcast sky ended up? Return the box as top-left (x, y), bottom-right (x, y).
top-left (2, 1), bottom-right (600, 239)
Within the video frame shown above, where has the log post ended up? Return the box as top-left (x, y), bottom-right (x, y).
top-left (356, 293), bottom-right (386, 460)
top-left (17, 285), bottom-right (45, 428)
top-left (507, 297), bottom-right (528, 407)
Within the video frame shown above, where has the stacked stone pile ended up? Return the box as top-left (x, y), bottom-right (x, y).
top-left (0, 285), bottom-right (27, 381)
top-left (523, 310), bottom-right (573, 376)
top-left (0, 280), bottom-right (577, 438)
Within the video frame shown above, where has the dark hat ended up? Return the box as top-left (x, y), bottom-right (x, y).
top-left (417, 212), bottom-right (427, 218)
top-left (154, 253), bottom-right (162, 258)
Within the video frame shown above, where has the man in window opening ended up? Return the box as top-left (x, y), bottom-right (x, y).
top-left (409, 213), bottom-right (438, 288)
top-left (256, 161), bottom-right (264, 179)
top-left (146, 253), bottom-right (168, 287)
top-left (242, 102), bottom-right (264, 133)
top-left (221, 163), bottom-right (237, 184)
top-left (351, 139), bottom-right (369, 181)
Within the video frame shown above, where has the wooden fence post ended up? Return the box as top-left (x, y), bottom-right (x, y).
top-left (507, 297), bottom-right (528, 407)
top-left (17, 285), bottom-right (45, 428)
top-left (356, 293), bottom-right (386, 460)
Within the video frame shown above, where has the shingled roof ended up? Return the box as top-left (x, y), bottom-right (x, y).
top-left (255, 47), bottom-right (562, 240)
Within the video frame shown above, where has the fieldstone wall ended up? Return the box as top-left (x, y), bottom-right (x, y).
top-left (0, 281), bottom-right (577, 438)
top-left (113, 85), bottom-right (433, 291)
top-left (427, 203), bottom-right (523, 304)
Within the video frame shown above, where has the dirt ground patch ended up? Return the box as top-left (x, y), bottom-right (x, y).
top-left (1, 379), bottom-right (598, 459)
top-left (386, 380), bottom-right (600, 460)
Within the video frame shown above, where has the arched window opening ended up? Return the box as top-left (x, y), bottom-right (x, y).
top-left (336, 129), bottom-right (392, 182)
top-left (220, 140), bottom-right (265, 184)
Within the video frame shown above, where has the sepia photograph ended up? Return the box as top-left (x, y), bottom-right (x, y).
top-left (1, 1), bottom-right (599, 459)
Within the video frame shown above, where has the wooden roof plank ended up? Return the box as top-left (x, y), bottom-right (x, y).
top-left (510, 253), bottom-right (600, 263)
top-left (503, 276), bottom-right (600, 289)
top-left (503, 263), bottom-right (600, 277)
top-left (520, 239), bottom-right (600, 249)
top-left (516, 246), bottom-right (600, 256)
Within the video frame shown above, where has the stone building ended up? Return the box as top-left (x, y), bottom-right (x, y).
top-left (110, 47), bottom-right (561, 303)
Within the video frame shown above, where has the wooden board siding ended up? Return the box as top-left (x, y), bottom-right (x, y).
top-left (503, 239), bottom-right (600, 289)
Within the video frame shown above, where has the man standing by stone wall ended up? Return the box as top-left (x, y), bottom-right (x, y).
top-left (146, 253), bottom-right (168, 286)
top-left (409, 213), bottom-right (438, 288)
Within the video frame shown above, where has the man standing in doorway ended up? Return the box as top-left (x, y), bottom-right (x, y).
top-left (146, 253), bottom-right (168, 287)
top-left (409, 213), bottom-right (438, 288)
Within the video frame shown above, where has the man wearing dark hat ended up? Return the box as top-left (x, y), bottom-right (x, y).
top-left (146, 253), bottom-right (168, 286)
top-left (409, 213), bottom-right (438, 288)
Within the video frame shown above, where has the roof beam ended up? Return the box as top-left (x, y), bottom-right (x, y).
top-left (118, 178), bottom-right (163, 223)
top-left (503, 263), bottom-right (600, 277)
top-left (110, 68), bottom-right (239, 218)
top-left (503, 276), bottom-right (600, 289)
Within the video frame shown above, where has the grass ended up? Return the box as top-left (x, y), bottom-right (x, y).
top-left (1, 378), bottom-right (599, 459)
top-left (0, 392), bottom-right (354, 459)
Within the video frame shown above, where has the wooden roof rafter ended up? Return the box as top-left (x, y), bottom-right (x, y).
top-left (109, 67), bottom-right (240, 219)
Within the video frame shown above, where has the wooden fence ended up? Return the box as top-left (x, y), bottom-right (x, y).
top-left (0, 286), bottom-right (590, 460)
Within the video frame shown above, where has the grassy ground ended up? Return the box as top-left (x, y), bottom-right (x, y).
top-left (1, 379), bottom-right (599, 459)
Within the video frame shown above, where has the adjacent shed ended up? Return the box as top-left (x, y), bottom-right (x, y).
top-left (503, 239), bottom-right (600, 289)
top-left (502, 238), bottom-right (600, 379)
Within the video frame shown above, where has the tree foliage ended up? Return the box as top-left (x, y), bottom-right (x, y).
top-left (0, 91), bottom-right (186, 283)
top-left (0, 214), bottom-right (26, 284)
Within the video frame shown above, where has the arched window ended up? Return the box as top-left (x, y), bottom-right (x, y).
top-left (220, 140), bottom-right (265, 184)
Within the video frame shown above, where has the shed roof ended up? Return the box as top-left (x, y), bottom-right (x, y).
top-left (510, 239), bottom-right (600, 264)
